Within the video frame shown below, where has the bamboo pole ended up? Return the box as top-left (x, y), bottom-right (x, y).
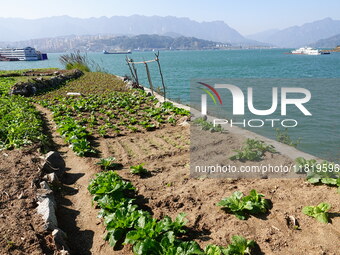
top-left (155, 51), bottom-right (166, 100)
top-left (144, 62), bottom-right (154, 95)
top-left (125, 56), bottom-right (137, 84)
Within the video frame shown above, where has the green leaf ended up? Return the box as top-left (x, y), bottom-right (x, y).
top-left (302, 206), bottom-right (314, 216)
top-left (308, 177), bottom-right (321, 184)
top-left (105, 228), bottom-right (125, 248)
top-left (321, 178), bottom-right (337, 185)
top-left (302, 203), bottom-right (331, 224)
top-left (224, 235), bottom-right (256, 255)
top-left (217, 190), bottom-right (269, 220)
top-left (317, 202), bottom-right (331, 212)
top-left (315, 213), bottom-right (329, 224)
top-left (204, 244), bottom-right (223, 255)
top-left (132, 238), bottom-right (160, 255)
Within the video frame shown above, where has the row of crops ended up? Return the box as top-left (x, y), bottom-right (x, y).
top-left (35, 89), bottom-right (189, 156)
top-left (88, 170), bottom-right (257, 255)
top-left (1, 70), bottom-right (189, 156)
top-left (88, 160), bottom-right (338, 255)
top-left (0, 76), bottom-right (47, 150)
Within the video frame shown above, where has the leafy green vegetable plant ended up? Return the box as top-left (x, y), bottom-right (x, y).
top-left (96, 157), bottom-right (119, 170)
top-left (130, 163), bottom-right (149, 175)
top-left (295, 157), bottom-right (340, 193)
top-left (56, 116), bottom-right (95, 156)
top-left (230, 139), bottom-right (276, 162)
top-left (88, 170), bottom-right (259, 254)
top-left (217, 190), bottom-right (270, 220)
top-left (224, 235), bottom-right (256, 255)
top-left (302, 202), bottom-right (331, 224)
top-left (88, 171), bottom-right (135, 202)
top-left (204, 235), bottom-right (256, 255)
top-left (88, 171), bottom-right (197, 253)
top-left (0, 94), bottom-right (47, 150)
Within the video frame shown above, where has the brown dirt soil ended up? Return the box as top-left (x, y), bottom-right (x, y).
top-left (7, 103), bottom-right (338, 255)
top-left (100, 125), bottom-right (340, 255)
top-left (34, 104), bottom-right (132, 255)
top-left (0, 147), bottom-right (55, 255)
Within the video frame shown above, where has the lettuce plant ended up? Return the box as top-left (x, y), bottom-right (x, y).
top-left (217, 190), bottom-right (270, 220)
top-left (302, 203), bottom-right (331, 224)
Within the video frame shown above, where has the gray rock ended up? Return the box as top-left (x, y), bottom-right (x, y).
top-left (177, 116), bottom-right (188, 125)
top-left (37, 197), bottom-right (58, 230)
top-left (39, 181), bottom-right (51, 191)
top-left (125, 80), bottom-right (134, 89)
top-left (42, 151), bottom-right (66, 177)
top-left (43, 173), bottom-right (61, 186)
top-left (37, 183), bottom-right (56, 208)
top-left (52, 228), bottom-right (70, 252)
top-left (179, 121), bottom-right (190, 127)
top-left (10, 69), bottom-right (84, 97)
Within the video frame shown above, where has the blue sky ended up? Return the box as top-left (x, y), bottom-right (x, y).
top-left (2, 0), bottom-right (340, 35)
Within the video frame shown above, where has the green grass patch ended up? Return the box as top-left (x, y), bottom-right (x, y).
top-left (0, 68), bottom-right (58, 76)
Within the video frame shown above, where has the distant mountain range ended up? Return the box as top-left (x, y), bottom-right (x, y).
top-left (2, 15), bottom-right (340, 49)
top-left (0, 34), bottom-right (231, 52)
top-left (246, 18), bottom-right (340, 47)
top-left (311, 33), bottom-right (340, 48)
top-left (0, 15), bottom-right (262, 46)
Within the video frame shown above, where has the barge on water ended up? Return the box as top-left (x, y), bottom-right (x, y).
top-left (0, 47), bottom-right (48, 61)
top-left (103, 50), bottom-right (132, 54)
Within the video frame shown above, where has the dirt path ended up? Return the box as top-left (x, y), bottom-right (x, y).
top-left (34, 104), bottom-right (125, 255)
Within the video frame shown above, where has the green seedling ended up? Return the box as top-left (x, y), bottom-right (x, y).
top-left (130, 163), bottom-right (149, 175)
top-left (204, 235), bottom-right (256, 255)
top-left (224, 235), bottom-right (256, 255)
top-left (302, 202), bottom-right (331, 224)
top-left (217, 190), bottom-right (270, 220)
top-left (96, 157), bottom-right (119, 170)
top-left (295, 158), bottom-right (340, 193)
top-left (230, 139), bottom-right (276, 162)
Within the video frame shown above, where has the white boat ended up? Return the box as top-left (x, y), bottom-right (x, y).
top-left (291, 47), bottom-right (321, 55)
top-left (0, 47), bottom-right (47, 61)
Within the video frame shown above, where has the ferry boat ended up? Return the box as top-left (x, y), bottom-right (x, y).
top-left (103, 50), bottom-right (132, 54)
top-left (0, 47), bottom-right (48, 61)
top-left (291, 47), bottom-right (321, 55)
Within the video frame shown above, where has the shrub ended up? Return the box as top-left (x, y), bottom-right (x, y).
top-left (59, 51), bottom-right (91, 72)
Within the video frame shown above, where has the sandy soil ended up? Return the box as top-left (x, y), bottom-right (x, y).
top-left (0, 147), bottom-right (55, 255)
